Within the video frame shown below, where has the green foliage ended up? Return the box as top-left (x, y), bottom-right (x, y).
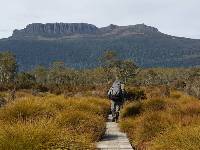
top-left (133, 68), bottom-right (189, 86)
top-left (125, 87), bottom-right (146, 101)
top-left (0, 51), bottom-right (137, 95)
top-left (100, 51), bottom-right (138, 83)
top-left (0, 51), bottom-right (18, 89)
top-left (101, 50), bottom-right (118, 66)
top-left (48, 61), bottom-right (68, 85)
top-left (117, 60), bottom-right (138, 83)
top-left (16, 72), bottom-right (35, 89)
top-left (31, 65), bottom-right (48, 84)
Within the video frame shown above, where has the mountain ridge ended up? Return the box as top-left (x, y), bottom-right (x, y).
top-left (10, 23), bottom-right (161, 39)
top-left (0, 23), bottom-right (200, 70)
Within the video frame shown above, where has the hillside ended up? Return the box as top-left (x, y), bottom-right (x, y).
top-left (0, 23), bottom-right (200, 70)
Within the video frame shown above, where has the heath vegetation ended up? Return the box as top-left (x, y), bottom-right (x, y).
top-left (0, 50), bottom-right (200, 149)
top-left (120, 91), bottom-right (200, 150)
top-left (0, 95), bottom-right (110, 149)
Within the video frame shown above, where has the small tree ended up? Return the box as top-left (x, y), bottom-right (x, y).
top-left (32, 65), bottom-right (48, 85)
top-left (101, 51), bottom-right (138, 83)
top-left (101, 50), bottom-right (117, 66)
top-left (48, 61), bottom-right (67, 85)
top-left (48, 61), bottom-right (68, 94)
top-left (186, 68), bottom-right (200, 98)
top-left (16, 72), bottom-right (36, 89)
top-left (100, 51), bottom-right (118, 83)
top-left (0, 51), bottom-right (17, 101)
top-left (0, 52), bottom-right (17, 87)
top-left (117, 60), bottom-right (138, 83)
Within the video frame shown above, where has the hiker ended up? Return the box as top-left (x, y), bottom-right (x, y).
top-left (108, 80), bottom-right (125, 122)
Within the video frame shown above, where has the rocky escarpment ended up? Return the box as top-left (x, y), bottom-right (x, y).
top-left (11, 23), bottom-right (160, 38)
top-left (12, 23), bottom-right (98, 38)
top-left (99, 24), bottom-right (160, 37)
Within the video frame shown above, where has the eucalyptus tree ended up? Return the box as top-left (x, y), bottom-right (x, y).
top-left (0, 51), bottom-right (17, 90)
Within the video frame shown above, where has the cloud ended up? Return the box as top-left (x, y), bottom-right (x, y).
top-left (0, 0), bottom-right (200, 39)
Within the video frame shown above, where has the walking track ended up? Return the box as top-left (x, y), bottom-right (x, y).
top-left (96, 115), bottom-right (133, 150)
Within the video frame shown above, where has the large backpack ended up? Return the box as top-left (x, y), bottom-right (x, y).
top-left (108, 80), bottom-right (122, 101)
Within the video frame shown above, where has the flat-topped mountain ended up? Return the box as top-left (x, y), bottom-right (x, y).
top-left (0, 23), bottom-right (200, 70)
top-left (12, 23), bottom-right (98, 38)
top-left (11, 23), bottom-right (160, 39)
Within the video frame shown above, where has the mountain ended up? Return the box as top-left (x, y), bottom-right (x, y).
top-left (12, 23), bottom-right (98, 38)
top-left (0, 23), bottom-right (200, 70)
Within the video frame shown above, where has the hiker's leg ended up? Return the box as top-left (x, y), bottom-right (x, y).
top-left (116, 102), bottom-right (120, 112)
top-left (115, 102), bottom-right (121, 122)
top-left (111, 100), bottom-right (116, 118)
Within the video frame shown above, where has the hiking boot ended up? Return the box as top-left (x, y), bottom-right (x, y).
top-left (112, 117), bottom-right (115, 122)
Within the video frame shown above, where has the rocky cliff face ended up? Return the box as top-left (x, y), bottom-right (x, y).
top-left (12, 23), bottom-right (98, 37)
top-left (11, 23), bottom-right (160, 38)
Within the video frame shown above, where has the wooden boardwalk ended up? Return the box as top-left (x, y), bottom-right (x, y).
top-left (96, 115), bottom-right (133, 150)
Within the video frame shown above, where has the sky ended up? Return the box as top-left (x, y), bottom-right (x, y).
top-left (0, 0), bottom-right (200, 39)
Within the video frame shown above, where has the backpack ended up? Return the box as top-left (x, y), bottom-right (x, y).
top-left (108, 80), bottom-right (122, 101)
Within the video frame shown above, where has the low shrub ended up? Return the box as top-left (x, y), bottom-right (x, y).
top-left (0, 97), bottom-right (6, 107)
top-left (150, 126), bottom-right (200, 150)
top-left (125, 87), bottom-right (146, 101)
top-left (0, 98), bottom-right (54, 123)
top-left (144, 86), bottom-right (170, 99)
top-left (121, 102), bottom-right (142, 118)
top-left (135, 112), bottom-right (172, 142)
top-left (45, 96), bottom-right (110, 118)
top-left (170, 92), bottom-right (181, 99)
top-left (121, 98), bottom-right (166, 118)
top-left (143, 98), bottom-right (166, 112)
top-left (120, 112), bottom-right (173, 148)
top-left (0, 95), bottom-right (110, 149)
top-left (55, 110), bottom-right (106, 141)
top-left (34, 84), bottom-right (49, 93)
top-left (74, 97), bottom-right (110, 118)
top-left (120, 91), bottom-right (200, 149)
top-left (0, 119), bottom-right (94, 150)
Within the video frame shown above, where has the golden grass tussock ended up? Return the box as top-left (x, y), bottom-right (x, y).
top-left (0, 119), bottom-right (94, 150)
top-left (143, 86), bottom-right (170, 99)
top-left (150, 126), bottom-right (200, 150)
top-left (0, 97), bottom-right (53, 123)
top-left (55, 110), bottom-right (106, 141)
top-left (121, 98), bottom-right (166, 118)
top-left (120, 90), bottom-right (200, 149)
top-left (0, 95), bottom-right (110, 149)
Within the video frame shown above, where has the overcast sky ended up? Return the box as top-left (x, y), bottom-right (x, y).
top-left (0, 0), bottom-right (200, 39)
